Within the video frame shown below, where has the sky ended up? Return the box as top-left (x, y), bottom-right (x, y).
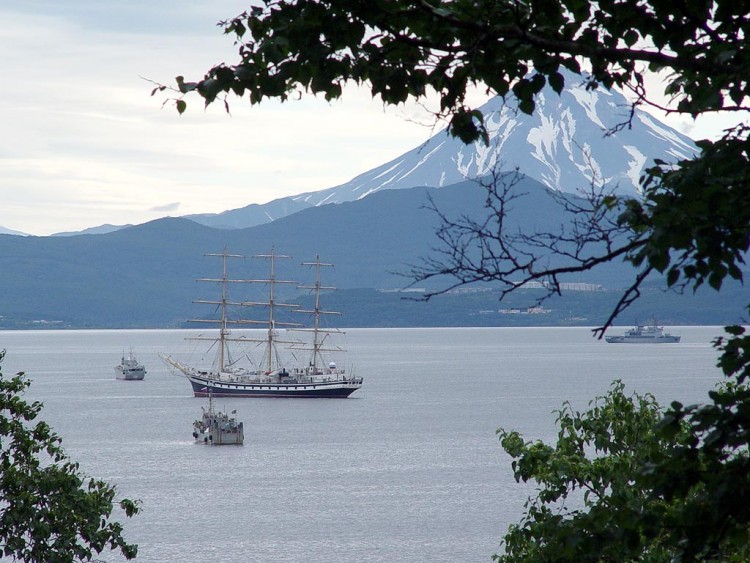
top-left (1, 2), bottom-right (743, 236)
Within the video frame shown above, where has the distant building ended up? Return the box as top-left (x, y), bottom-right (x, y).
top-left (559, 282), bottom-right (603, 291)
top-left (513, 281), bottom-right (603, 291)
top-left (378, 288), bottom-right (426, 293)
top-left (498, 306), bottom-right (551, 315)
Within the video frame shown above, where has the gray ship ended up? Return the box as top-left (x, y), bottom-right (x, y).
top-left (605, 323), bottom-right (681, 343)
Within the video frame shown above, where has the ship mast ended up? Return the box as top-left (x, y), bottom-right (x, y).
top-left (241, 247), bottom-right (301, 372)
top-left (295, 255), bottom-right (344, 372)
top-left (189, 248), bottom-right (253, 373)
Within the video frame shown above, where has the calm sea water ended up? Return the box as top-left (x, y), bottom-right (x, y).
top-left (0, 327), bottom-right (728, 562)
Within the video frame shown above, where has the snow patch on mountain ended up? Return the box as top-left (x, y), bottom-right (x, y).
top-left (559, 108), bottom-right (576, 153)
top-left (455, 147), bottom-right (471, 180)
top-left (365, 164), bottom-right (410, 197)
top-left (638, 113), bottom-right (694, 157)
top-left (528, 116), bottom-right (561, 187)
top-left (472, 132), bottom-right (500, 174)
top-left (623, 145), bottom-right (647, 188)
top-left (569, 87), bottom-right (608, 130)
top-left (394, 142), bottom-right (445, 187)
top-left (371, 159), bottom-right (406, 184)
top-left (486, 112), bottom-right (520, 147)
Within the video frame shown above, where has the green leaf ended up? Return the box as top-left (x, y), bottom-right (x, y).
top-left (623, 30), bottom-right (639, 47)
top-left (666, 268), bottom-right (680, 287)
top-left (548, 71), bottom-right (565, 94)
top-left (518, 98), bottom-right (535, 115)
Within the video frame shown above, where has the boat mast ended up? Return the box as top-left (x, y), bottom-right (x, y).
top-left (266, 248), bottom-right (279, 370)
top-left (190, 248), bottom-right (245, 372)
top-left (218, 249), bottom-right (230, 371)
top-left (244, 246), bottom-right (301, 372)
top-left (297, 255), bottom-right (342, 371)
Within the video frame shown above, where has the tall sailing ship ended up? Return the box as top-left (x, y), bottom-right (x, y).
top-left (161, 248), bottom-right (362, 398)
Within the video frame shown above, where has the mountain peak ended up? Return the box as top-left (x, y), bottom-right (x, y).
top-left (292, 73), bottom-right (696, 206)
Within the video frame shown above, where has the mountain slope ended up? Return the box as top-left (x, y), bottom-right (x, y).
top-left (184, 196), bottom-right (312, 229)
top-left (53, 223), bottom-right (133, 237)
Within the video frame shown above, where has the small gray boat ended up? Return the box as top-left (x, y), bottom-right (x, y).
top-left (115, 348), bottom-right (146, 380)
top-left (605, 322), bottom-right (681, 344)
top-left (192, 392), bottom-right (244, 445)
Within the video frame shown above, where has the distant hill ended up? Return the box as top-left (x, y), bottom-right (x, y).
top-left (295, 282), bottom-right (747, 329)
top-left (0, 225), bottom-right (28, 236)
top-left (52, 223), bottom-right (133, 237)
top-left (184, 197), bottom-right (312, 229)
top-left (0, 177), bottom-right (742, 329)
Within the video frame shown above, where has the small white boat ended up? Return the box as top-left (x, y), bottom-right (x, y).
top-left (115, 349), bottom-right (146, 380)
top-left (605, 322), bottom-right (681, 343)
top-left (192, 392), bottom-right (244, 445)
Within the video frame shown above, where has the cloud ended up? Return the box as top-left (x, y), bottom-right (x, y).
top-left (151, 202), bottom-right (181, 213)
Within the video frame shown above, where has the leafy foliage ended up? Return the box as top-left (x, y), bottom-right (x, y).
top-left (0, 351), bottom-right (139, 561)
top-left (497, 381), bottom-right (672, 561)
top-left (645, 324), bottom-right (750, 561)
top-left (168, 0), bottom-right (750, 140)
top-left (633, 129), bottom-right (750, 294)
top-left (495, 326), bottom-right (750, 562)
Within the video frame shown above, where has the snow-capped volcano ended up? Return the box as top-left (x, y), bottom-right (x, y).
top-left (292, 74), bottom-right (696, 206)
top-left (72, 72), bottom-right (696, 235)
